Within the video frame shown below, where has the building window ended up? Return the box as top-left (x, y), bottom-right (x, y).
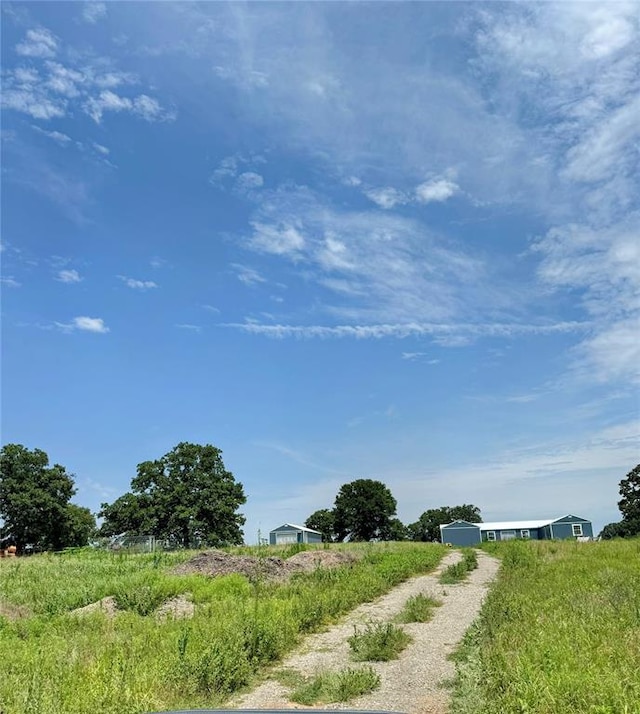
top-left (572, 523), bottom-right (583, 536)
top-left (486, 531), bottom-right (496, 541)
top-left (521, 529), bottom-right (530, 539)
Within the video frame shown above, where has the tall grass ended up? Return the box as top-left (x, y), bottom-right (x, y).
top-left (450, 539), bottom-right (640, 714)
top-left (0, 542), bottom-right (443, 714)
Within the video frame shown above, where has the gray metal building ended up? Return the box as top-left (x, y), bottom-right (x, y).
top-left (440, 514), bottom-right (593, 546)
top-left (269, 523), bottom-right (323, 545)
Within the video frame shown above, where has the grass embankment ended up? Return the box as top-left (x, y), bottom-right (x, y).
top-left (0, 542), bottom-right (444, 714)
top-left (451, 539), bottom-right (640, 714)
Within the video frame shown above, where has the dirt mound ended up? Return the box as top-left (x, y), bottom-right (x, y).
top-left (173, 549), bottom-right (360, 582)
top-left (0, 600), bottom-right (31, 621)
top-left (156, 594), bottom-right (195, 620)
top-left (71, 596), bottom-right (118, 618)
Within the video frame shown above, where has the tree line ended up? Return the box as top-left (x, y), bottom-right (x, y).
top-left (304, 478), bottom-right (481, 542)
top-left (1, 442), bottom-right (638, 552)
top-left (0, 442), bottom-right (246, 553)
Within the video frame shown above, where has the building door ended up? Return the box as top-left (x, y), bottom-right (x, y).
top-left (275, 533), bottom-right (297, 545)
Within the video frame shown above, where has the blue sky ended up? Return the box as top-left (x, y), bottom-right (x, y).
top-left (2, 1), bottom-right (638, 540)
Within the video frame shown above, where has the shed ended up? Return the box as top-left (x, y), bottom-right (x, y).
top-left (269, 523), bottom-right (323, 546)
top-left (440, 514), bottom-right (593, 546)
top-left (439, 520), bottom-right (482, 546)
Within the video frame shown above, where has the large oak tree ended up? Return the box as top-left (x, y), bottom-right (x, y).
top-left (0, 444), bottom-right (95, 552)
top-left (333, 478), bottom-right (397, 541)
top-left (99, 442), bottom-right (246, 547)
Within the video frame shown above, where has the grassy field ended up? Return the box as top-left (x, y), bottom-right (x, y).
top-left (451, 539), bottom-right (640, 714)
top-left (0, 542), bottom-right (444, 714)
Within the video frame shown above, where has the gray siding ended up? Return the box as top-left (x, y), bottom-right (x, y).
top-left (269, 524), bottom-right (323, 545)
top-left (441, 523), bottom-right (481, 546)
top-left (551, 516), bottom-right (593, 539)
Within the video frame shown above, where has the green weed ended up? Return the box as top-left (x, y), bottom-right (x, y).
top-left (396, 593), bottom-right (442, 623)
top-left (348, 621), bottom-right (412, 661)
top-left (439, 548), bottom-right (478, 584)
top-left (290, 666), bottom-right (380, 704)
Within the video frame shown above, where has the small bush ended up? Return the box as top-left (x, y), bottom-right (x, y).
top-left (290, 666), bottom-right (380, 704)
top-left (348, 621), bottom-right (412, 661)
top-left (396, 593), bottom-right (442, 623)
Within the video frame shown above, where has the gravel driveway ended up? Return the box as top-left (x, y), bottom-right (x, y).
top-left (231, 550), bottom-right (500, 714)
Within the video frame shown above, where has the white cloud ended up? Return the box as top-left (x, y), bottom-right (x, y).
top-left (535, 214), bottom-right (640, 383)
top-left (56, 316), bottom-right (110, 333)
top-left (249, 222), bottom-right (305, 256)
top-left (365, 187), bottom-right (407, 210)
top-left (84, 91), bottom-right (173, 123)
top-left (118, 276), bottom-right (158, 290)
top-left (16, 28), bottom-right (58, 58)
top-left (1, 276), bottom-right (21, 288)
top-left (225, 320), bottom-right (586, 341)
top-left (5, 30), bottom-right (171, 126)
top-left (31, 125), bottom-right (72, 144)
top-left (82, 2), bottom-right (107, 24)
top-left (232, 264), bottom-right (266, 286)
top-left (92, 142), bottom-right (109, 155)
top-left (2, 88), bottom-right (66, 120)
top-left (175, 324), bottom-right (202, 333)
top-left (415, 178), bottom-right (459, 204)
top-left (236, 171), bottom-right (264, 192)
top-left (56, 269), bottom-right (83, 283)
top-left (241, 186), bottom-right (511, 325)
top-left (202, 304), bottom-right (221, 313)
top-left (132, 94), bottom-right (165, 121)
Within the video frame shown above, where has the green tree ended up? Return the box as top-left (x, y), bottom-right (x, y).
top-left (305, 508), bottom-right (336, 542)
top-left (99, 442), bottom-right (246, 547)
top-left (408, 504), bottom-right (482, 542)
top-left (0, 444), bottom-right (93, 552)
top-left (599, 464), bottom-right (640, 539)
top-left (333, 478), bottom-right (397, 541)
top-left (98, 492), bottom-right (154, 537)
top-left (618, 463), bottom-right (640, 523)
top-left (380, 517), bottom-right (408, 541)
top-left (61, 504), bottom-right (97, 547)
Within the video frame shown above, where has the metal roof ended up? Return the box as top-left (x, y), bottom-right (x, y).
top-left (479, 519), bottom-right (554, 531)
top-left (272, 522), bottom-right (322, 534)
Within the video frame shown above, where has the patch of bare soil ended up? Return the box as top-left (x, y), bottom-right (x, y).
top-left (0, 600), bottom-right (31, 621)
top-left (155, 593), bottom-right (195, 620)
top-left (70, 596), bottom-right (118, 618)
top-left (172, 549), bottom-right (360, 582)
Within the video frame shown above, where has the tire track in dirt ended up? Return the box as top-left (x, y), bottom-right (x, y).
top-left (230, 550), bottom-right (500, 714)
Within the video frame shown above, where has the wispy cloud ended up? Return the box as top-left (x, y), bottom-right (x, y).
top-left (202, 304), bottom-right (221, 314)
top-left (31, 125), bottom-right (72, 145)
top-left (232, 263), bottom-right (266, 286)
top-left (175, 323), bottom-right (202, 333)
top-left (225, 320), bottom-right (587, 341)
top-left (118, 275), bottom-right (158, 290)
top-left (364, 175), bottom-right (459, 210)
top-left (5, 25), bottom-right (173, 125)
top-left (56, 269), bottom-right (83, 283)
top-left (415, 177), bottom-right (459, 204)
top-left (1, 276), bottom-right (22, 288)
top-left (82, 2), bottom-right (106, 25)
top-left (238, 185), bottom-right (523, 325)
top-left (16, 28), bottom-right (58, 58)
top-left (56, 316), bottom-right (110, 333)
